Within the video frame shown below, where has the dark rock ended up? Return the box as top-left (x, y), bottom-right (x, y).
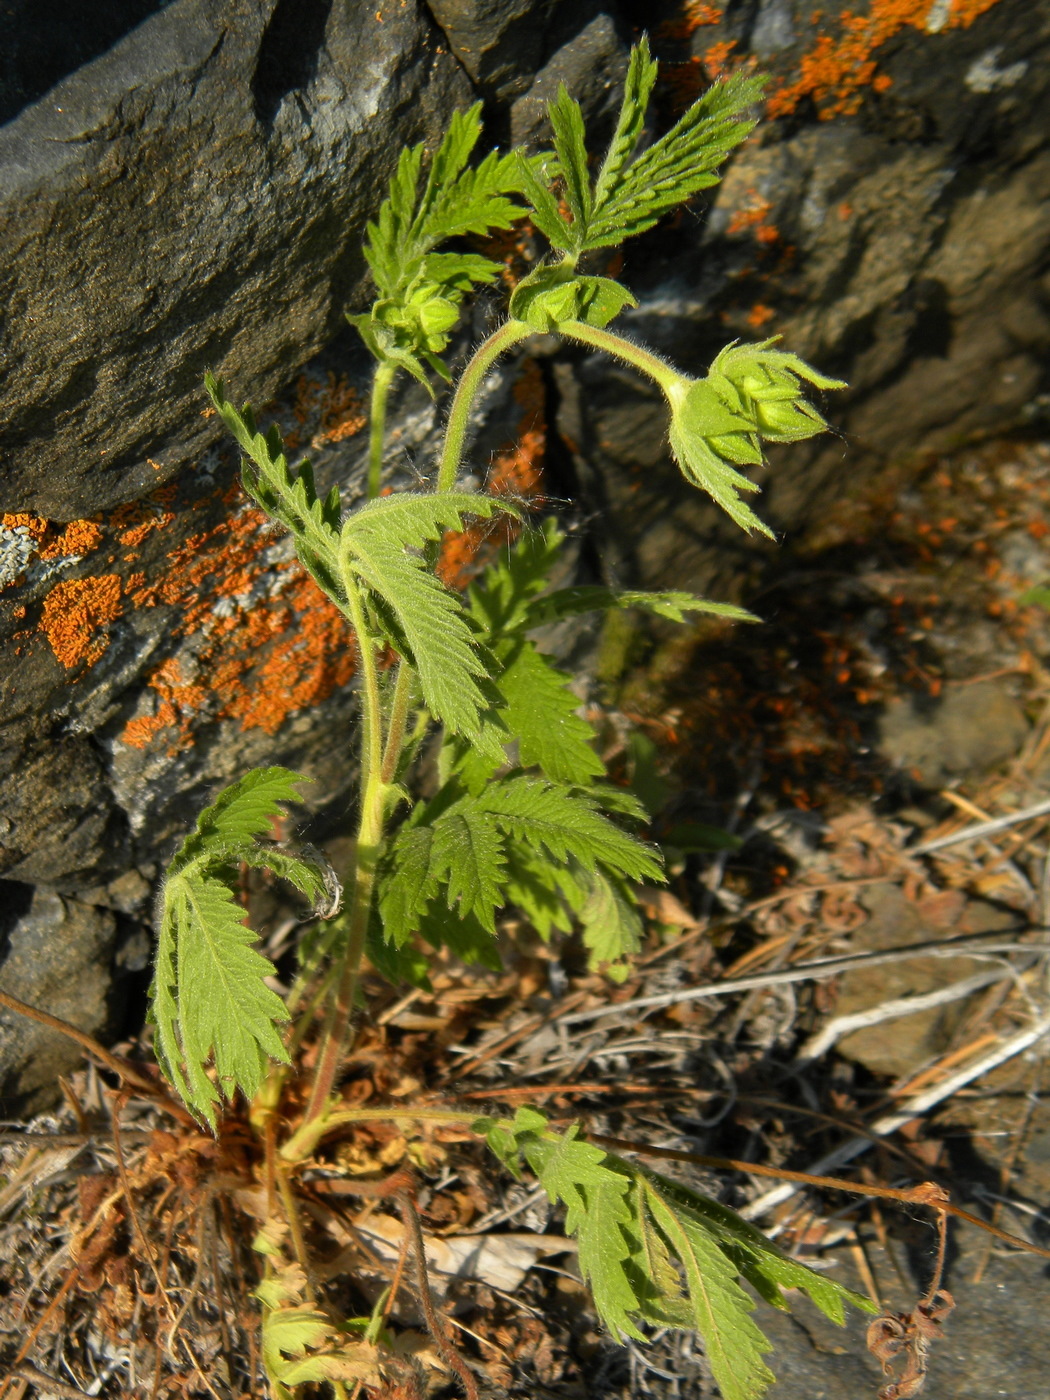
top-left (426, 0), bottom-right (565, 101)
top-left (0, 884), bottom-right (116, 1113)
top-left (509, 13), bottom-right (628, 148)
top-left (0, 0), bottom-right (470, 519)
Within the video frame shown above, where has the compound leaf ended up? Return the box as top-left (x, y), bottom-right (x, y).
top-left (529, 584), bottom-right (757, 626)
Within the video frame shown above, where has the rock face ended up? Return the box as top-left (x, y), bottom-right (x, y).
top-left (1, 0), bottom-right (1049, 1109)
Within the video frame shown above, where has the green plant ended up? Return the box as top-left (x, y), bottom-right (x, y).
top-left (153, 38), bottom-right (867, 1399)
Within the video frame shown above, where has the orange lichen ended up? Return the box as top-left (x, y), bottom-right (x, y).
top-left (41, 575), bottom-right (123, 668)
top-left (746, 302), bottom-right (776, 328)
top-left (38, 519), bottom-right (105, 559)
top-left (286, 372), bottom-right (367, 452)
top-left (121, 500), bottom-right (357, 748)
top-left (699, 38), bottom-right (738, 81)
top-left (658, 1), bottom-right (723, 41)
top-left (1, 513), bottom-right (47, 540)
top-left (3, 513), bottom-right (104, 571)
top-left (767, 0), bottom-right (1004, 120)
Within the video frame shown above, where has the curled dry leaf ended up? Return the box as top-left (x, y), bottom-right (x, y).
top-left (866, 1289), bottom-right (955, 1400)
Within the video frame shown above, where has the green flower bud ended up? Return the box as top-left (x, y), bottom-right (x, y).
top-left (710, 337), bottom-right (846, 444)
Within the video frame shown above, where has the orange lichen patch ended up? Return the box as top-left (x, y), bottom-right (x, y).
top-left (111, 491), bottom-right (177, 547)
top-left (120, 501), bottom-right (357, 749)
top-left (699, 38), bottom-right (738, 81)
top-left (658, 1), bottom-right (723, 41)
top-left (285, 372), bottom-right (367, 452)
top-left (727, 194), bottom-right (776, 237)
top-left (767, 0), bottom-right (1004, 121)
top-left (2, 512), bottom-right (104, 567)
top-left (1, 512), bottom-right (48, 540)
top-left (41, 574), bottom-right (123, 668)
top-left (437, 361), bottom-right (547, 590)
top-left (746, 302), bottom-right (776, 328)
top-left (37, 519), bottom-right (105, 558)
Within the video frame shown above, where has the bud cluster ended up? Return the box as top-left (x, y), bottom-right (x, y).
top-left (665, 337), bottom-right (846, 537)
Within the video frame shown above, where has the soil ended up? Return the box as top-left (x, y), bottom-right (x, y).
top-left (2, 436), bottom-right (1050, 1400)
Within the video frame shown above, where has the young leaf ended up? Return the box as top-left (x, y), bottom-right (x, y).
top-left (517, 38), bottom-right (762, 258)
top-left (365, 105), bottom-right (522, 302)
top-left (548, 83), bottom-right (592, 249)
top-left (152, 768), bottom-right (326, 1126)
top-left (205, 374), bottom-right (343, 603)
top-left (586, 64), bottom-right (765, 248)
top-left (356, 103), bottom-right (525, 382)
top-left (340, 493), bottom-right (518, 748)
top-left (667, 379), bottom-right (775, 538)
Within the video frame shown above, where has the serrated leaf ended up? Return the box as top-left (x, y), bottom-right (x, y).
top-left (378, 825), bottom-right (439, 946)
top-left (380, 790), bottom-right (506, 940)
top-left (479, 775), bottom-right (663, 885)
top-left (151, 768), bottom-right (324, 1126)
top-left (498, 640), bottom-right (605, 785)
top-left (528, 584), bottom-right (757, 626)
top-left (587, 67), bottom-right (765, 249)
top-left (430, 798), bottom-right (506, 931)
top-left (642, 1179), bottom-right (777, 1400)
top-left (667, 391), bottom-right (774, 538)
top-left (520, 40), bottom-right (762, 257)
top-left (205, 375), bottom-right (344, 603)
top-left (640, 1172), bottom-right (875, 1324)
top-left (340, 493), bottom-right (518, 746)
top-left (357, 104), bottom-right (524, 376)
top-left (548, 83), bottom-right (592, 248)
top-left (520, 1125), bottom-right (645, 1341)
top-left (592, 38), bottom-right (658, 211)
top-left (576, 869), bottom-right (643, 972)
top-left (155, 873), bottom-right (290, 1127)
top-left (515, 148), bottom-right (573, 250)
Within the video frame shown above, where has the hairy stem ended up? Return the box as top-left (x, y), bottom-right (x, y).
top-left (367, 362), bottom-right (395, 500)
top-left (557, 319), bottom-right (682, 394)
top-left (436, 319), bottom-right (532, 493)
top-left (303, 573), bottom-right (386, 1124)
top-left (381, 661), bottom-right (414, 785)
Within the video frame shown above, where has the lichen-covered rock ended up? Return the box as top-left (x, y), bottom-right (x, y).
top-left (2, 0), bottom-right (1049, 1110)
top-left (564, 0), bottom-right (1050, 592)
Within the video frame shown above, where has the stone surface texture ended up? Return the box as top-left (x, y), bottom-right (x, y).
top-left (2, 0), bottom-right (1049, 1107)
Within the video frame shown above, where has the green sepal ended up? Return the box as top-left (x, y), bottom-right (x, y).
top-left (510, 263), bottom-right (637, 331)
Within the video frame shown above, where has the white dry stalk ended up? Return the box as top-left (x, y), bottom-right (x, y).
top-left (740, 1010), bottom-right (1050, 1220)
top-left (909, 797), bottom-right (1050, 856)
top-left (557, 935), bottom-right (1041, 1028)
top-left (794, 966), bottom-right (1028, 1064)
